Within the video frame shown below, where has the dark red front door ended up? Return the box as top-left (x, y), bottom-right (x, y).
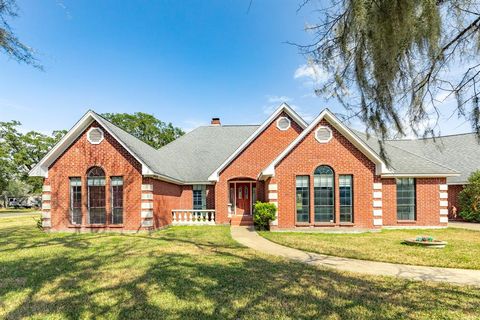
top-left (236, 183), bottom-right (251, 215)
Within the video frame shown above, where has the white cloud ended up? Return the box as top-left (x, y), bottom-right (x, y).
top-left (294, 63), bottom-right (328, 84)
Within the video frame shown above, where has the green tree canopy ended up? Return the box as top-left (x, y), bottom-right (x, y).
top-left (298, 0), bottom-right (480, 161)
top-left (101, 112), bottom-right (185, 149)
top-left (0, 121), bottom-right (66, 194)
top-left (459, 170), bottom-right (480, 222)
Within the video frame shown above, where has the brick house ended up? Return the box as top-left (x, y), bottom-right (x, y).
top-left (30, 103), bottom-right (478, 232)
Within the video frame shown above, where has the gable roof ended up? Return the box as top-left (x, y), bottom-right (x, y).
top-left (29, 110), bottom-right (159, 178)
top-left (365, 133), bottom-right (478, 184)
top-left (261, 109), bottom-right (392, 178)
top-left (207, 103), bottom-right (308, 182)
top-left (354, 131), bottom-right (460, 178)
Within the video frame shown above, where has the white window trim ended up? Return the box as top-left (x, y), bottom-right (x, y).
top-left (315, 126), bottom-right (333, 143)
top-left (87, 127), bottom-right (104, 145)
top-left (276, 116), bottom-right (291, 131)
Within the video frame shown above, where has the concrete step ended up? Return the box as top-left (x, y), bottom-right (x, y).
top-left (230, 215), bottom-right (254, 226)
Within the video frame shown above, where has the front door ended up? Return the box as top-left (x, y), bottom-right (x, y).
top-left (236, 183), bottom-right (251, 215)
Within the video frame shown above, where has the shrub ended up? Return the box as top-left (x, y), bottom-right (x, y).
top-left (459, 170), bottom-right (480, 222)
top-left (253, 201), bottom-right (277, 230)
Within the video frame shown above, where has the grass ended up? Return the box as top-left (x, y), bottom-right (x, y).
top-left (0, 208), bottom-right (39, 214)
top-left (0, 217), bottom-right (479, 319)
top-left (259, 228), bottom-right (480, 270)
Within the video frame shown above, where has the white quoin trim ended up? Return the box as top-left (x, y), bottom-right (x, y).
top-left (29, 110), bottom-right (156, 178)
top-left (439, 184), bottom-right (448, 191)
top-left (269, 201), bottom-right (278, 207)
top-left (439, 200), bottom-right (448, 207)
top-left (141, 210), bottom-right (153, 218)
top-left (440, 216), bottom-right (448, 223)
top-left (141, 219), bottom-right (153, 227)
top-left (440, 209), bottom-right (449, 216)
top-left (373, 200), bottom-right (382, 208)
top-left (373, 191), bottom-right (382, 199)
top-left (268, 184), bottom-right (278, 191)
top-left (141, 193), bottom-right (153, 200)
top-left (141, 202), bottom-right (153, 209)
top-left (373, 218), bottom-right (383, 226)
top-left (42, 220), bottom-right (52, 228)
top-left (268, 192), bottom-right (278, 200)
top-left (208, 103), bottom-right (308, 182)
top-left (141, 184), bottom-right (154, 191)
top-left (42, 194), bottom-right (51, 201)
top-left (41, 211), bottom-right (51, 219)
top-left (42, 185), bottom-right (51, 192)
top-left (439, 192), bottom-right (448, 199)
top-left (373, 183), bottom-right (382, 190)
top-left (261, 109), bottom-right (391, 179)
top-left (42, 203), bottom-right (51, 210)
top-left (373, 209), bottom-right (382, 216)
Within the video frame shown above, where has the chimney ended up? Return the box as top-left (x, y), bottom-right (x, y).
top-left (211, 117), bottom-right (221, 126)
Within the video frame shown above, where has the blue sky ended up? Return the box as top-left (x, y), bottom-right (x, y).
top-left (0, 0), bottom-right (472, 136)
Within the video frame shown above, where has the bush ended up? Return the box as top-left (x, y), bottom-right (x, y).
top-left (253, 201), bottom-right (277, 230)
top-left (459, 170), bottom-right (480, 222)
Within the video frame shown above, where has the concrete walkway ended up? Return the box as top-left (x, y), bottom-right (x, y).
top-left (231, 226), bottom-right (480, 287)
top-left (0, 211), bottom-right (40, 218)
top-left (449, 221), bottom-right (480, 231)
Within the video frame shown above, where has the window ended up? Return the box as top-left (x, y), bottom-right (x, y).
top-left (276, 117), bottom-right (291, 131)
top-left (70, 178), bottom-right (82, 225)
top-left (397, 178), bottom-right (416, 220)
top-left (252, 185), bottom-right (257, 206)
top-left (339, 175), bottom-right (353, 222)
top-left (111, 177), bottom-right (123, 224)
top-left (296, 176), bottom-right (310, 223)
top-left (87, 127), bottom-right (104, 144)
top-left (315, 126), bottom-right (333, 143)
top-left (314, 166), bottom-right (334, 222)
top-left (87, 167), bottom-right (106, 224)
top-left (238, 186), bottom-right (243, 200)
top-left (193, 185), bottom-right (206, 210)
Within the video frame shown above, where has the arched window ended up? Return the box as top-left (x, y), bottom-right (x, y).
top-left (87, 166), bottom-right (106, 224)
top-left (314, 165), bottom-right (335, 222)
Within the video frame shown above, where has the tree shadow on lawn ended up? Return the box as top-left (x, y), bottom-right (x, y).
top-left (0, 227), bottom-right (479, 319)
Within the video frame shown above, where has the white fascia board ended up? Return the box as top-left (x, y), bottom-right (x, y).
top-left (447, 181), bottom-right (468, 185)
top-left (381, 173), bottom-right (461, 178)
top-left (29, 110), bottom-right (155, 177)
top-left (208, 102), bottom-right (307, 181)
top-left (261, 108), bottom-right (390, 178)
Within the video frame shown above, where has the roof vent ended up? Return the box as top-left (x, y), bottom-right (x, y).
top-left (211, 117), bottom-right (221, 126)
top-left (87, 127), bottom-right (104, 145)
top-left (315, 126), bottom-right (333, 143)
top-left (276, 117), bottom-right (291, 131)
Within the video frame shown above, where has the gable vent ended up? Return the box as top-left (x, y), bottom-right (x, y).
top-left (276, 117), bottom-right (291, 131)
top-left (87, 127), bottom-right (104, 145)
top-left (315, 126), bottom-right (332, 143)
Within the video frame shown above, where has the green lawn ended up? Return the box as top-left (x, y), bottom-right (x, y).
top-left (1, 218), bottom-right (479, 319)
top-left (259, 228), bottom-right (480, 270)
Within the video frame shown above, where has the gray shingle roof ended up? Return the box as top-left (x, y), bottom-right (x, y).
top-left (96, 112), bottom-right (259, 182)
top-left (353, 131), bottom-right (460, 176)
top-left (384, 133), bottom-right (480, 184)
top-left (97, 111), bottom-right (479, 184)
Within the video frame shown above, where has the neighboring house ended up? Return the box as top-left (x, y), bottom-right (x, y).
top-left (29, 104), bottom-right (478, 232)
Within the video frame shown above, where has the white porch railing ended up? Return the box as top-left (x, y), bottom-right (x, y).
top-left (172, 210), bottom-right (216, 225)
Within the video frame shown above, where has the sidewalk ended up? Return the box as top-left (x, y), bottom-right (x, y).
top-left (449, 221), bottom-right (480, 231)
top-left (231, 226), bottom-right (480, 287)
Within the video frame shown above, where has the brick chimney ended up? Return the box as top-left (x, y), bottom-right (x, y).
top-left (211, 117), bottom-right (221, 126)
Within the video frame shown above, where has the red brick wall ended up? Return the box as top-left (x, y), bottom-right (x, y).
top-left (45, 121), bottom-right (144, 231)
top-left (448, 184), bottom-right (464, 219)
top-left (275, 119), bottom-right (376, 228)
top-left (382, 178), bottom-right (446, 226)
top-left (215, 112), bottom-right (303, 223)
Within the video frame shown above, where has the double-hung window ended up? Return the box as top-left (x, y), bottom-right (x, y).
top-left (339, 175), bottom-right (353, 222)
top-left (296, 176), bottom-right (310, 223)
top-left (69, 177), bottom-right (82, 225)
top-left (193, 185), bottom-right (206, 211)
top-left (111, 177), bottom-right (123, 224)
top-left (396, 178), bottom-right (416, 220)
